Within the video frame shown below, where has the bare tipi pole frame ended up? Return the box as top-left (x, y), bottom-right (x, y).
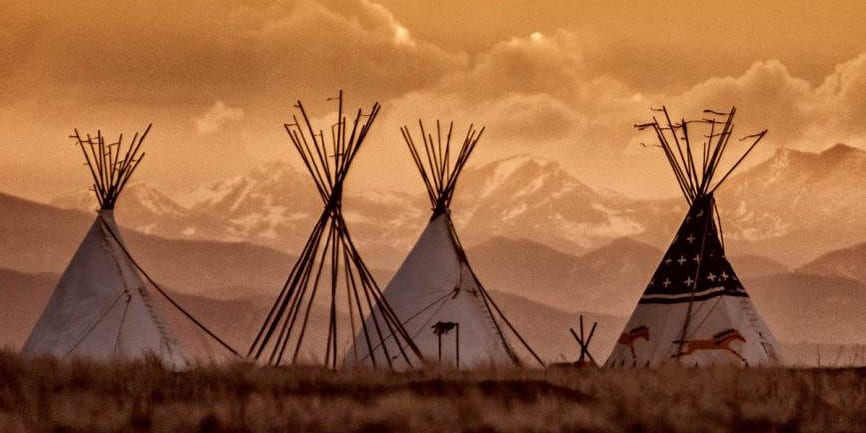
top-left (569, 315), bottom-right (597, 366)
top-left (68, 125), bottom-right (241, 358)
top-left (636, 106), bottom-right (767, 360)
top-left (400, 120), bottom-right (546, 367)
top-left (248, 92), bottom-right (424, 369)
top-left (71, 126), bottom-right (150, 210)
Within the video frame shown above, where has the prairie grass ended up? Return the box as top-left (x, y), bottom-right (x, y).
top-left (0, 351), bottom-right (864, 433)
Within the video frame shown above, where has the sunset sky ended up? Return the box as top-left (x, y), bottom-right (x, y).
top-left (3, 0), bottom-right (866, 201)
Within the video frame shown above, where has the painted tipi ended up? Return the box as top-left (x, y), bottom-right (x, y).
top-left (344, 120), bottom-right (544, 369)
top-left (22, 126), bottom-right (188, 368)
top-left (606, 107), bottom-right (783, 367)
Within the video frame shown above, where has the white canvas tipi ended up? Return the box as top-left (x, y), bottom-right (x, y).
top-left (344, 121), bottom-right (544, 369)
top-left (606, 107), bottom-right (783, 367)
top-left (23, 126), bottom-right (187, 369)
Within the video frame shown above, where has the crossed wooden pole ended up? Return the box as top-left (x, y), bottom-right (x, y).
top-left (569, 315), bottom-right (597, 366)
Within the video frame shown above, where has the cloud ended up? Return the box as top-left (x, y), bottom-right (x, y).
top-left (442, 30), bottom-right (589, 101)
top-left (650, 56), bottom-right (866, 151)
top-left (2, 0), bottom-right (464, 106)
top-left (195, 101), bottom-right (245, 134)
top-left (479, 93), bottom-right (582, 141)
top-left (371, 28), bottom-right (866, 197)
top-left (814, 53), bottom-right (866, 134)
top-left (305, 23), bottom-right (866, 198)
top-left (2, 0), bottom-right (866, 202)
top-left (666, 60), bottom-right (812, 143)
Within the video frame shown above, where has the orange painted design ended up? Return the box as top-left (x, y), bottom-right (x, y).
top-left (673, 329), bottom-right (746, 363)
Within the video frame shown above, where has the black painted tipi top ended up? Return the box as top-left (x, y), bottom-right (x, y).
top-left (640, 194), bottom-right (747, 304)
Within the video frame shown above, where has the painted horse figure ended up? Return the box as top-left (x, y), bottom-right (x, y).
top-left (617, 326), bottom-right (650, 362)
top-left (672, 329), bottom-right (747, 363)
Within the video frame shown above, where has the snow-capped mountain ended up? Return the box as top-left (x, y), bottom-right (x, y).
top-left (47, 144), bottom-right (866, 268)
top-left (453, 155), bottom-right (650, 254)
top-left (714, 143), bottom-right (866, 265)
top-left (180, 161), bottom-right (322, 246)
top-left (51, 182), bottom-right (200, 236)
top-left (180, 161), bottom-right (425, 265)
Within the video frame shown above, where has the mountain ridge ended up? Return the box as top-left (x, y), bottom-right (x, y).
top-left (33, 143), bottom-right (866, 268)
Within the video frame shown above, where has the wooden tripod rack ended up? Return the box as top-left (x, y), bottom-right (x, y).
top-left (569, 315), bottom-right (598, 367)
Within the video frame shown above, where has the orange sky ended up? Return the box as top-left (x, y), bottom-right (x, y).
top-left (2, 0), bottom-right (866, 201)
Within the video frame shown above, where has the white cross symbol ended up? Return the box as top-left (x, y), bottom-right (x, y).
top-left (706, 273), bottom-right (717, 281)
top-left (665, 258), bottom-right (673, 265)
top-left (693, 254), bottom-right (701, 263)
top-left (720, 272), bottom-right (729, 280)
top-left (677, 256), bottom-right (687, 265)
top-left (686, 234), bottom-right (696, 243)
top-left (684, 277), bottom-right (695, 286)
top-left (662, 278), bottom-right (672, 288)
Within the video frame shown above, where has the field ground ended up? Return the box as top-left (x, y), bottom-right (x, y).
top-left (0, 352), bottom-right (864, 433)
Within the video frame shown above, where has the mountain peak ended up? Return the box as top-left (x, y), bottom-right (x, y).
top-left (583, 237), bottom-right (661, 259)
top-left (468, 154), bottom-right (566, 200)
top-left (472, 235), bottom-right (561, 252)
top-left (820, 143), bottom-right (864, 159)
top-left (50, 181), bottom-right (187, 216)
top-left (603, 236), bottom-right (656, 251)
top-left (763, 143), bottom-right (865, 174)
top-left (249, 160), bottom-right (304, 182)
top-left (494, 154), bottom-right (560, 169)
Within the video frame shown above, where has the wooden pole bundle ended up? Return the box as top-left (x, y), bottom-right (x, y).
top-left (635, 107), bottom-right (767, 203)
top-left (401, 120), bottom-right (483, 214)
top-left (70, 125), bottom-right (151, 210)
top-left (248, 91), bottom-right (424, 369)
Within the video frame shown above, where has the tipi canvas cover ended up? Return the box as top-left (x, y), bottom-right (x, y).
top-left (23, 212), bottom-right (187, 368)
top-left (345, 211), bottom-right (518, 368)
top-left (606, 107), bottom-right (782, 367)
top-left (344, 121), bottom-right (543, 369)
top-left (23, 126), bottom-right (187, 369)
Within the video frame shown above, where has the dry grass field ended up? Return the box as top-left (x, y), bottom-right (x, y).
top-left (0, 351), bottom-right (864, 433)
